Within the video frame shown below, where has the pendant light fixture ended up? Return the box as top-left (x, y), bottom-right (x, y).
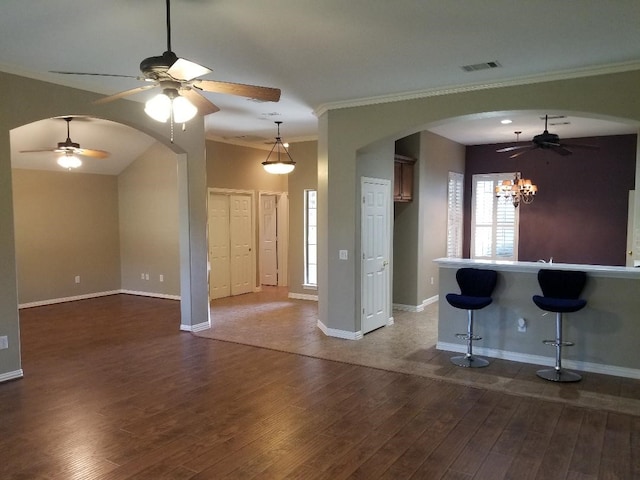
top-left (262, 121), bottom-right (295, 174)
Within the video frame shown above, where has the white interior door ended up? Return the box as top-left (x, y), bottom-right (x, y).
top-left (230, 194), bottom-right (253, 295)
top-left (260, 194), bottom-right (278, 285)
top-left (361, 178), bottom-right (391, 334)
top-left (208, 194), bottom-right (231, 300)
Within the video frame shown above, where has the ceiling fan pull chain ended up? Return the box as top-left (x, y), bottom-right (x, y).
top-left (170, 109), bottom-right (175, 143)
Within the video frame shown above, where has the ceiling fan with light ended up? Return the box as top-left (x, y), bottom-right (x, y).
top-left (19, 117), bottom-right (109, 169)
top-left (51, 0), bottom-right (281, 125)
top-left (497, 115), bottom-right (599, 159)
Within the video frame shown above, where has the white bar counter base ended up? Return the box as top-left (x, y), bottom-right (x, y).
top-left (435, 258), bottom-right (640, 379)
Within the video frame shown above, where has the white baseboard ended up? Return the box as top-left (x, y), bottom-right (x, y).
top-left (436, 341), bottom-right (640, 380)
top-left (393, 303), bottom-right (420, 312)
top-left (393, 295), bottom-right (438, 313)
top-left (289, 292), bottom-right (319, 301)
top-left (19, 290), bottom-right (121, 309)
top-left (181, 321), bottom-right (210, 333)
top-left (18, 290), bottom-right (180, 309)
top-left (120, 290), bottom-right (181, 301)
top-left (0, 369), bottom-right (24, 383)
top-left (422, 295), bottom-right (439, 307)
top-left (317, 320), bottom-right (363, 340)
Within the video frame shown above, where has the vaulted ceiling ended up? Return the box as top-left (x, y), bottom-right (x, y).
top-left (3, 1), bottom-right (640, 173)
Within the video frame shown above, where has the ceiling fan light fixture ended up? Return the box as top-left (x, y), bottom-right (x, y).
top-left (57, 153), bottom-right (82, 169)
top-left (172, 95), bottom-right (197, 123)
top-left (262, 121), bottom-right (295, 175)
top-left (145, 93), bottom-right (172, 122)
top-left (144, 89), bottom-right (197, 124)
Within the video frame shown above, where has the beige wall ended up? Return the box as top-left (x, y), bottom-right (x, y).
top-left (418, 131), bottom-right (466, 302)
top-left (205, 139), bottom-right (318, 294)
top-left (392, 132), bottom-right (465, 308)
top-left (318, 69), bottom-right (640, 334)
top-left (12, 169), bottom-right (121, 304)
top-left (1, 70), bottom-right (208, 380)
top-left (287, 141), bottom-right (318, 295)
top-left (119, 142), bottom-right (180, 296)
top-left (206, 140), bottom-right (288, 192)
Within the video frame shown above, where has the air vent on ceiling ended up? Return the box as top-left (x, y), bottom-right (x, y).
top-left (461, 61), bottom-right (502, 72)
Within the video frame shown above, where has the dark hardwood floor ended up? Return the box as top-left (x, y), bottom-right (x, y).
top-left (1, 294), bottom-right (638, 479)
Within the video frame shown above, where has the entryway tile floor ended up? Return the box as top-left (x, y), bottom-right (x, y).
top-left (196, 287), bottom-right (640, 416)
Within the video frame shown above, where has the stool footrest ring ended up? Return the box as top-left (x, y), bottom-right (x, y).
top-left (455, 333), bottom-right (482, 341)
top-left (542, 340), bottom-right (574, 347)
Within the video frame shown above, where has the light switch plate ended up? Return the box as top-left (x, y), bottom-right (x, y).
top-left (339, 250), bottom-right (348, 260)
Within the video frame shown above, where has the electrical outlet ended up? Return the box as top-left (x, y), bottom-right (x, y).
top-left (159, 274), bottom-right (164, 282)
top-left (517, 318), bottom-right (527, 332)
top-left (74, 275), bottom-right (80, 284)
top-left (430, 277), bottom-right (434, 285)
top-left (145, 273), bottom-right (149, 280)
top-left (141, 273), bottom-right (145, 280)
top-left (339, 250), bottom-right (348, 260)
top-left (0, 336), bottom-right (8, 349)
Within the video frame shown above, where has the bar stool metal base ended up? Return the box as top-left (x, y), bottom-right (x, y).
top-left (450, 355), bottom-right (490, 368)
top-left (536, 368), bottom-right (582, 382)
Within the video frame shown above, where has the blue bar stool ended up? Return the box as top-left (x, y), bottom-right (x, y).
top-left (533, 269), bottom-right (587, 382)
top-left (446, 268), bottom-right (498, 368)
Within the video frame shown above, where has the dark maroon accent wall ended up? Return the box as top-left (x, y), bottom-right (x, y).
top-left (463, 134), bottom-right (637, 266)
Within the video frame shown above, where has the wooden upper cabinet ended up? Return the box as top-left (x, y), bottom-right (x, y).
top-left (394, 154), bottom-right (416, 202)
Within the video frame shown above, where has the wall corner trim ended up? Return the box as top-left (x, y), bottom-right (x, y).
top-left (181, 321), bottom-right (210, 333)
top-left (317, 320), bottom-right (363, 340)
top-left (0, 369), bottom-right (24, 383)
top-left (288, 292), bottom-right (319, 302)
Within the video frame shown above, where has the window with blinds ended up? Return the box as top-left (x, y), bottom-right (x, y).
top-left (446, 172), bottom-right (464, 258)
top-left (304, 189), bottom-right (317, 286)
top-left (471, 173), bottom-right (519, 260)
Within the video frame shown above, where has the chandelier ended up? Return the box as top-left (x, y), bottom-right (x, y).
top-left (262, 121), bottom-right (295, 174)
top-left (495, 172), bottom-right (537, 207)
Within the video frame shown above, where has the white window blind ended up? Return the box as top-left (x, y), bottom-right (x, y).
top-left (471, 173), bottom-right (519, 260)
top-left (446, 171), bottom-right (464, 258)
top-left (304, 189), bottom-right (317, 286)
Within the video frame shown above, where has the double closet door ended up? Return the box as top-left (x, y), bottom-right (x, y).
top-left (208, 193), bottom-right (253, 300)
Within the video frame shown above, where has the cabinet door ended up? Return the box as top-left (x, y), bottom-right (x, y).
top-left (393, 155), bottom-right (415, 202)
top-left (394, 161), bottom-right (403, 200)
top-left (400, 162), bottom-right (413, 201)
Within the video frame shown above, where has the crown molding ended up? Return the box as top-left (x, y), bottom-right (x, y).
top-left (314, 60), bottom-right (640, 117)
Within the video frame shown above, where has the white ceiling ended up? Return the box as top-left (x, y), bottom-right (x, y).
top-left (3, 1), bottom-right (640, 174)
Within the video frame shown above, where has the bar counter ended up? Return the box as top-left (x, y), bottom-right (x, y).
top-left (435, 258), bottom-right (640, 378)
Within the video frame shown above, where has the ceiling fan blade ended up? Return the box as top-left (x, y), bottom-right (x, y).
top-left (551, 146), bottom-right (573, 156)
top-left (76, 148), bottom-right (110, 159)
top-left (93, 84), bottom-right (158, 105)
top-left (182, 89), bottom-right (220, 115)
top-left (193, 79), bottom-right (281, 102)
top-left (167, 58), bottom-right (212, 81)
top-left (19, 148), bottom-right (56, 154)
top-left (50, 70), bottom-right (145, 81)
top-left (509, 147), bottom-right (537, 159)
top-left (561, 142), bottom-right (599, 150)
top-left (496, 145), bottom-right (530, 153)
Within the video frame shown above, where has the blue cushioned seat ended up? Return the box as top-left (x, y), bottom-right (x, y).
top-left (445, 268), bottom-right (497, 368)
top-left (532, 269), bottom-right (587, 382)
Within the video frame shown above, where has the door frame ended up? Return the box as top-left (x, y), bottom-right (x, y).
top-left (360, 176), bottom-right (392, 334)
top-left (207, 188), bottom-right (257, 298)
top-left (258, 191), bottom-right (289, 287)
